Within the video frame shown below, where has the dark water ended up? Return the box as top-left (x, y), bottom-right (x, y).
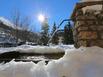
top-left (0, 51), bottom-right (65, 63)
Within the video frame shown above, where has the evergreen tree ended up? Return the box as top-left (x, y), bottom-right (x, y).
top-left (39, 18), bottom-right (49, 45)
top-left (63, 22), bottom-right (74, 44)
top-left (51, 22), bottom-right (58, 44)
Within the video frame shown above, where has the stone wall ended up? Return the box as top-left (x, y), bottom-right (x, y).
top-left (73, 9), bottom-right (103, 48)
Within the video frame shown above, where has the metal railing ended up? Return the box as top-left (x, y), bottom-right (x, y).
top-left (48, 19), bottom-right (72, 44)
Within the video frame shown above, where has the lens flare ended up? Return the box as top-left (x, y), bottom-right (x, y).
top-left (38, 14), bottom-right (45, 22)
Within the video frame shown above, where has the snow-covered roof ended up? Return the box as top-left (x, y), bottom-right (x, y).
top-left (80, 0), bottom-right (102, 13)
top-left (0, 17), bottom-right (22, 30)
top-left (0, 17), bottom-right (15, 28)
top-left (71, 0), bottom-right (102, 19)
top-left (80, 0), bottom-right (102, 2)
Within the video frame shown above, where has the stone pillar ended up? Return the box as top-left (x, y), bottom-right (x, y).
top-left (72, 9), bottom-right (103, 48)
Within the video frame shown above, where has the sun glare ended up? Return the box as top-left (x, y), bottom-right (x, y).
top-left (38, 14), bottom-right (45, 22)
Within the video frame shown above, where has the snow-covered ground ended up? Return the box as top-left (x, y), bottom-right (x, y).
top-left (0, 46), bottom-right (103, 77)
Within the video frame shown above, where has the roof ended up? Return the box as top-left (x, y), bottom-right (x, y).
top-left (0, 17), bottom-right (14, 28)
top-left (71, 1), bottom-right (103, 20)
top-left (0, 17), bottom-right (22, 30)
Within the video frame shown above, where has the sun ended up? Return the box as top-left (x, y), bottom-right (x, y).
top-left (38, 14), bottom-right (45, 22)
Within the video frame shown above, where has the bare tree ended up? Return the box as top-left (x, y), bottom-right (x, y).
top-left (11, 10), bottom-right (21, 43)
top-left (11, 10), bottom-right (31, 43)
top-left (20, 16), bottom-right (31, 42)
top-left (10, 9), bottom-right (40, 45)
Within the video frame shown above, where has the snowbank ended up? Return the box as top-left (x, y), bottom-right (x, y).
top-left (0, 45), bottom-right (74, 54)
top-left (16, 45), bottom-right (65, 54)
top-left (0, 46), bottom-right (103, 77)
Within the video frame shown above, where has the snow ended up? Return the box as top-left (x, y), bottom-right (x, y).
top-left (0, 34), bottom-right (16, 44)
top-left (81, 0), bottom-right (102, 2)
top-left (16, 45), bottom-right (65, 54)
top-left (0, 46), bottom-right (103, 77)
top-left (0, 17), bottom-right (14, 28)
top-left (0, 17), bottom-right (22, 30)
top-left (0, 45), bottom-right (74, 54)
top-left (80, 0), bottom-right (102, 13)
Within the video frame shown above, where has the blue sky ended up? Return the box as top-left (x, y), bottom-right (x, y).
top-left (0, 0), bottom-right (79, 32)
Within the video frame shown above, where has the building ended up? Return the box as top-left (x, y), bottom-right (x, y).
top-left (0, 17), bottom-right (17, 47)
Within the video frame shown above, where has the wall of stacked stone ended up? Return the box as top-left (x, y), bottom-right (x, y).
top-left (73, 9), bottom-right (103, 48)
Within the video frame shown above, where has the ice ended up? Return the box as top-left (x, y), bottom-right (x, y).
top-left (0, 46), bottom-right (103, 77)
top-left (0, 47), bottom-right (16, 54)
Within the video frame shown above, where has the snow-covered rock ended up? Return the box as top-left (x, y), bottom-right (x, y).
top-left (0, 46), bottom-right (103, 77)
